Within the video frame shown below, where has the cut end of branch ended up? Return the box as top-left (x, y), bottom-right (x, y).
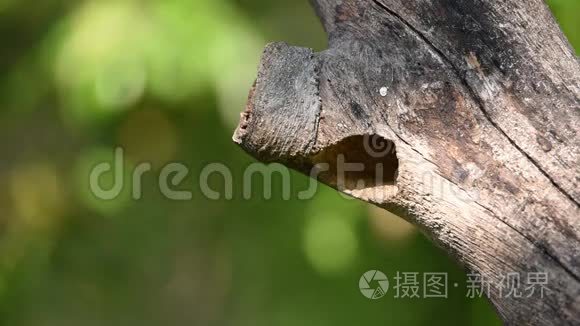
top-left (232, 42), bottom-right (321, 162)
top-left (232, 80), bottom-right (256, 145)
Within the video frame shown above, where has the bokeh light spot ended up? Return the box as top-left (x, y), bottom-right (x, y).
top-left (367, 205), bottom-right (416, 245)
top-left (303, 214), bottom-right (358, 276)
top-left (118, 108), bottom-right (178, 167)
top-left (9, 162), bottom-right (67, 230)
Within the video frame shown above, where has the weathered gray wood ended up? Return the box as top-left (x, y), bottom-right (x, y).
top-left (233, 0), bottom-right (580, 324)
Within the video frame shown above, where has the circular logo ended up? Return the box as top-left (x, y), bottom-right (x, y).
top-left (359, 270), bottom-right (389, 299)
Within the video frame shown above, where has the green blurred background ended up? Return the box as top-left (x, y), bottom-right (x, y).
top-left (0, 0), bottom-right (577, 325)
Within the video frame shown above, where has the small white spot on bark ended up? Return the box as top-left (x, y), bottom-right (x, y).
top-left (379, 87), bottom-right (388, 97)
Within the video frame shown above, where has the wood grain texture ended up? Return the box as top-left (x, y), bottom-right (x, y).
top-left (233, 0), bottom-right (580, 324)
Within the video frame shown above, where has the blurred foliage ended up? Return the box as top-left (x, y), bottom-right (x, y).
top-left (0, 0), bottom-right (577, 325)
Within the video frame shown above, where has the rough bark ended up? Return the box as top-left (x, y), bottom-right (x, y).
top-left (233, 0), bottom-right (580, 324)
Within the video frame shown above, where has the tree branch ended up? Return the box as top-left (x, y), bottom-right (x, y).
top-left (233, 0), bottom-right (580, 324)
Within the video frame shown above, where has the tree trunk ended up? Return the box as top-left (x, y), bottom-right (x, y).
top-left (232, 0), bottom-right (580, 324)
